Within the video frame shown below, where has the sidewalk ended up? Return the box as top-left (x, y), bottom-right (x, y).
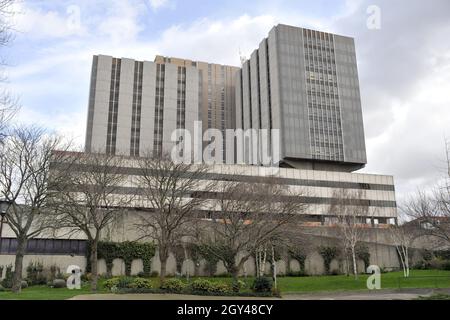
top-left (70, 288), bottom-right (450, 300)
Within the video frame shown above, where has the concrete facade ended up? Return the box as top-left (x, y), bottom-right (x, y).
top-left (236, 25), bottom-right (367, 172)
top-left (0, 231), bottom-right (403, 278)
top-left (48, 154), bottom-right (397, 222)
top-left (85, 54), bottom-right (238, 160)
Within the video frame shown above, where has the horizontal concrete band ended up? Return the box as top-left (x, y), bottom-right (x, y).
top-left (51, 162), bottom-right (395, 191)
top-left (59, 185), bottom-right (397, 208)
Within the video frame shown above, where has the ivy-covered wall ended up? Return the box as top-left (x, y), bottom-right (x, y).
top-left (85, 241), bottom-right (156, 276)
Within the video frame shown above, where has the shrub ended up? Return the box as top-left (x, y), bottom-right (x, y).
top-left (191, 279), bottom-right (212, 292)
top-left (26, 261), bottom-right (46, 286)
top-left (21, 280), bottom-right (28, 289)
top-left (49, 265), bottom-right (61, 282)
top-left (190, 279), bottom-right (230, 294)
top-left (117, 277), bottom-right (135, 289)
top-left (428, 258), bottom-right (446, 270)
top-left (442, 261), bottom-right (450, 271)
top-left (210, 282), bottom-right (230, 294)
top-left (330, 269), bottom-right (340, 276)
top-left (0, 279), bottom-right (27, 290)
top-left (103, 277), bottom-right (121, 290)
top-left (52, 279), bottom-right (66, 288)
top-left (1, 265), bottom-right (14, 289)
top-left (286, 271), bottom-right (307, 277)
top-left (232, 279), bottom-right (246, 292)
top-left (413, 260), bottom-right (427, 270)
top-left (252, 277), bottom-right (273, 293)
top-left (160, 278), bottom-right (186, 293)
top-left (129, 278), bottom-right (153, 289)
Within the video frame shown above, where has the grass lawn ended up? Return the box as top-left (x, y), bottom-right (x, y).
top-left (0, 285), bottom-right (106, 300)
top-left (1, 269), bottom-right (449, 300)
top-left (197, 269), bottom-right (450, 293)
top-left (275, 269), bottom-right (450, 293)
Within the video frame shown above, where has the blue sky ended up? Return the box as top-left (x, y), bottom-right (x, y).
top-left (4, 0), bottom-right (450, 202)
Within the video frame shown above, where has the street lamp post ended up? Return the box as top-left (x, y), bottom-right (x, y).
top-left (0, 200), bottom-right (11, 254)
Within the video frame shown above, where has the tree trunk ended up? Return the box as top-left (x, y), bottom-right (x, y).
top-left (261, 247), bottom-right (267, 276)
top-left (159, 248), bottom-right (169, 283)
top-left (396, 246), bottom-right (407, 278)
top-left (405, 247), bottom-right (410, 277)
top-left (230, 265), bottom-right (239, 292)
top-left (193, 260), bottom-right (200, 277)
top-left (255, 251), bottom-right (260, 277)
top-left (271, 245), bottom-right (277, 290)
top-left (90, 240), bottom-right (99, 292)
top-left (12, 237), bottom-right (27, 293)
top-left (351, 247), bottom-right (358, 280)
top-left (344, 250), bottom-right (350, 276)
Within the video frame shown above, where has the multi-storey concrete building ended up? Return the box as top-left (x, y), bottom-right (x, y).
top-left (236, 25), bottom-right (367, 172)
top-left (85, 55), bottom-right (239, 160)
top-left (86, 25), bottom-right (367, 172)
top-left (0, 24), bottom-right (402, 279)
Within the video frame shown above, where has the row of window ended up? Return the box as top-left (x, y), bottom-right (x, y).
top-left (153, 64), bottom-right (166, 156)
top-left (0, 238), bottom-right (87, 256)
top-left (55, 162), bottom-right (396, 192)
top-left (176, 66), bottom-right (187, 130)
top-left (130, 61), bottom-right (144, 157)
top-left (106, 58), bottom-right (121, 155)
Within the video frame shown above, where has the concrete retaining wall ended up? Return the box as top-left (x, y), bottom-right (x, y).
top-left (0, 240), bottom-right (401, 279)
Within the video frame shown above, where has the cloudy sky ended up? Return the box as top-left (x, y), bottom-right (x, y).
top-left (4, 0), bottom-right (450, 202)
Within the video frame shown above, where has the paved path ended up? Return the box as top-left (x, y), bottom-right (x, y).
top-left (70, 288), bottom-right (450, 300)
top-left (70, 293), bottom-right (279, 300)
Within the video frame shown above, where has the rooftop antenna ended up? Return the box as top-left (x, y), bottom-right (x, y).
top-left (239, 48), bottom-right (246, 66)
top-left (446, 137), bottom-right (450, 178)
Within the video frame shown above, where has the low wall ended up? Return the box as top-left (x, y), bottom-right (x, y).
top-left (0, 239), bottom-right (401, 279)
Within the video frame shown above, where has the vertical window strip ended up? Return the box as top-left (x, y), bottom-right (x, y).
top-left (106, 58), bottom-right (121, 155)
top-left (266, 39), bottom-right (273, 131)
top-left (153, 63), bottom-right (165, 156)
top-left (85, 56), bottom-right (98, 152)
top-left (240, 70), bottom-right (244, 129)
top-left (304, 29), bottom-right (344, 161)
top-left (130, 61), bottom-right (143, 157)
top-left (248, 62), bottom-right (252, 128)
top-left (221, 66), bottom-right (226, 161)
top-left (176, 66), bottom-right (187, 129)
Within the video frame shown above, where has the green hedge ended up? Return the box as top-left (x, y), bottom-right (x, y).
top-left (86, 241), bottom-right (156, 276)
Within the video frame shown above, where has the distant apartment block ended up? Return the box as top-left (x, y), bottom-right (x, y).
top-left (85, 55), bottom-right (239, 160)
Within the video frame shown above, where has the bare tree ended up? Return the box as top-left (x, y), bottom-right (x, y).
top-left (404, 141), bottom-right (450, 249)
top-left (388, 214), bottom-right (417, 278)
top-left (0, 0), bottom-right (19, 142)
top-left (51, 151), bottom-right (132, 291)
top-left (331, 189), bottom-right (371, 279)
top-left (135, 154), bottom-right (213, 283)
top-left (404, 188), bottom-right (450, 246)
top-left (0, 126), bottom-right (70, 293)
top-left (195, 178), bottom-right (308, 288)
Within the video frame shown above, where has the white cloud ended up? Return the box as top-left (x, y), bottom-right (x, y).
top-left (11, 3), bottom-right (86, 39)
top-left (96, 1), bottom-right (144, 44)
top-left (15, 105), bottom-right (86, 148)
top-left (146, 0), bottom-right (170, 10)
top-left (155, 15), bottom-right (278, 66)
